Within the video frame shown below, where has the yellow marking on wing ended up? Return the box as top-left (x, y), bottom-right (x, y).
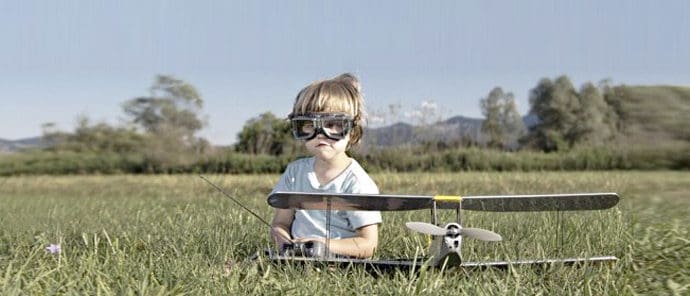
top-left (433, 195), bottom-right (462, 202)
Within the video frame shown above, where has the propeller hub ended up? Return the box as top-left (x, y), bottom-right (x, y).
top-left (445, 223), bottom-right (461, 237)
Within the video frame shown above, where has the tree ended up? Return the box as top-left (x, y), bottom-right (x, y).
top-left (122, 75), bottom-right (208, 170)
top-left (501, 94), bottom-right (527, 149)
top-left (408, 100), bottom-right (443, 126)
top-left (480, 87), bottom-right (505, 148)
top-left (598, 79), bottom-right (624, 133)
top-left (407, 100), bottom-right (446, 148)
top-left (235, 112), bottom-right (299, 155)
top-left (480, 87), bottom-right (526, 149)
top-left (525, 76), bottom-right (580, 151)
top-left (524, 75), bottom-right (626, 151)
top-left (123, 75), bottom-right (205, 145)
top-left (572, 82), bottom-right (616, 145)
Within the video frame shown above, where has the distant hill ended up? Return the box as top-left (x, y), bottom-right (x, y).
top-left (362, 114), bottom-right (538, 148)
top-left (0, 137), bottom-right (44, 153)
top-left (363, 116), bottom-right (479, 147)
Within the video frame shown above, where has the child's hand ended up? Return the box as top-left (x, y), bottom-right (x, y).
top-left (282, 238), bottom-right (329, 258)
top-left (270, 224), bottom-right (293, 249)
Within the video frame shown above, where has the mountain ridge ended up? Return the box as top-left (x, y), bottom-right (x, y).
top-left (0, 137), bottom-right (44, 153)
top-left (362, 114), bottom-right (537, 148)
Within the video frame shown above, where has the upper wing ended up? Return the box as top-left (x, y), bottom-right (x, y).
top-left (267, 191), bottom-right (432, 211)
top-left (460, 193), bottom-right (620, 211)
top-left (267, 192), bottom-right (619, 212)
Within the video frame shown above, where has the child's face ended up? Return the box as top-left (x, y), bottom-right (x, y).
top-left (290, 112), bottom-right (355, 161)
top-left (304, 131), bottom-right (350, 162)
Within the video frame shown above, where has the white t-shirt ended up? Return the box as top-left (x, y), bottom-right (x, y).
top-left (271, 157), bottom-right (382, 239)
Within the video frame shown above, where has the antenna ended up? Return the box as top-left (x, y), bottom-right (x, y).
top-left (200, 175), bottom-right (272, 228)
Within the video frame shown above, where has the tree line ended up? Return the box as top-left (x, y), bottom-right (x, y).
top-left (236, 75), bottom-right (630, 155)
top-left (1, 74), bottom-right (687, 175)
top-left (40, 75), bottom-right (211, 172)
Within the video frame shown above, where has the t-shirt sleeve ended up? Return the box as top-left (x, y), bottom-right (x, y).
top-left (346, 175), bottom-right (383, 229)
top-left (271, 164), bottom-right (294, 194)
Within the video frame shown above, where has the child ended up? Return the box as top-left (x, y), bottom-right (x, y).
top-left (270, 73), bottom-right (381, 259)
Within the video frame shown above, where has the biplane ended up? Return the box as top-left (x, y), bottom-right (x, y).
top-left (201, 176), bottom-right (620, 272)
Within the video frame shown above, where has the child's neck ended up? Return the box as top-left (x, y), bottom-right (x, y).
top-left (313, 154), bottom-right (352, 186)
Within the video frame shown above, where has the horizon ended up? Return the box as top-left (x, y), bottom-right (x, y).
top-left (2, 1), bottom-right (688, 145)
top-left (0, 112), bottom-right (489, 143)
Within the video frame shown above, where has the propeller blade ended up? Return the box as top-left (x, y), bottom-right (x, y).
top-left (405, 222), bottom-right (447, 236)
top-left (459, 228), bottom-right (502, 241)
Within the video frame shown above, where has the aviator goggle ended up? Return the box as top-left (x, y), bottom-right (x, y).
top-left (289, 113), bottom-right (354, 141)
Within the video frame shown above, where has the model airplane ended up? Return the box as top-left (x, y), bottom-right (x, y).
top-left (201, 176), bottom-right (620, 272)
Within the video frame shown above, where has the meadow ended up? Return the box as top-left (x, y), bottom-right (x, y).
top-left (1, 171), bottom-right (688, 295)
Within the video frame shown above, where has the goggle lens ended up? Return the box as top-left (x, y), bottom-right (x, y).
top-left (290, 114), bottom-right (353, 141)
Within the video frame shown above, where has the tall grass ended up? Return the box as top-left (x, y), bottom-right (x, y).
top-left (1, 172), bottom-right (688, 294)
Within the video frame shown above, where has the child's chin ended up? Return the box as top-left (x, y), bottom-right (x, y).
top-left (312, 150), bottom-right (337, 159)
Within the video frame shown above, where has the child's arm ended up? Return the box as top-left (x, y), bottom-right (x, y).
top-left (294, 224), bottom-right (379, 258)
top-left (271, 208), bottom-right (295, 249)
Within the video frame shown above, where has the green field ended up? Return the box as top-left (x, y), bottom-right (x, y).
top-left (1, 171), bottom-right (688, 295)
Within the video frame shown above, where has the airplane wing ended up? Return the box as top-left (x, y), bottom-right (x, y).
top-left (461, 193), bottom-right (620, 212)
top-left (268, 191), bottom-right (432, 211)
top-left (267, 192), bottom-right (619, 212)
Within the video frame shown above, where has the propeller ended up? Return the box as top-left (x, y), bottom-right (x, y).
top-left (405, 222), bottom-right (502, 242)
top-left (405, 222), bottom-right (447, 235)
top-left (459, 227), bottom-right (502, 241)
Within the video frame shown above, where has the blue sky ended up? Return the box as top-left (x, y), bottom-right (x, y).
top-left (1, 0), bottom-right (688, 145)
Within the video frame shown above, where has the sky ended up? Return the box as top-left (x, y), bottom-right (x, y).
top-left (1, 0), bottom-right (688, 145)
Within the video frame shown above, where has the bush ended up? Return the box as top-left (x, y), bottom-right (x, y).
top-left (0, 145), bottom-right (686, 176)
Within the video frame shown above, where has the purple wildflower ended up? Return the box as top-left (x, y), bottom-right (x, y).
top-left (46, 244), bottom-right (61, 254)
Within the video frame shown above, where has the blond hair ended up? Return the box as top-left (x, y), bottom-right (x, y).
top-left (290, 73), bottom-right (365, 147)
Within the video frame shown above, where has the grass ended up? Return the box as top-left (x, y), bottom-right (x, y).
top-left (0, 171), bottom-right (688, 295)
